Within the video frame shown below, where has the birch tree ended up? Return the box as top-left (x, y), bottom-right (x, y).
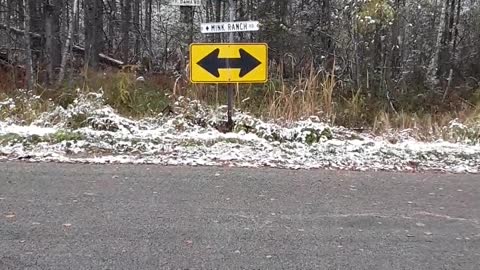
top-left (57, 0), bottom-right (79, 85)
top-left (428, 0), bottom-right (448, 87)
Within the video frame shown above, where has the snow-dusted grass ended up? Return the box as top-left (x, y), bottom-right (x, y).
top-left (1, 90), bottom-right (479, 173)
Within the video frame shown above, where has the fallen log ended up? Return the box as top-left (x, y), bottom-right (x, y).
top-left (0, 23), bottom-right (41, 39)
top-left (71, 46), bottom-right (124, 68)
top-left (0, 24), bottom-right (124, 68)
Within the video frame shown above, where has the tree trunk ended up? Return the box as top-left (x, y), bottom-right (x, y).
top-left (23, 0), bottom-right (34, 90)
top-left (452, 0), bottom-right (461, 55)
top-left (121, 0), bottom-right (131, 63)
top-left (28, 0), bottom-right (42, 35)
top-left (84, 0), bottom-right (104, 69)
top-left (133, 0), bottom-right (141, 60)
top-left (45, 2), bottom-right (53, 84)
top-left (73, 0), bottom-right (80, 43)
top-left (180, 6), bottom-right (194, 45)
top-left (6, 0), bottom-right (13, 61)
top-left (205, 0), bottom-right (212, 41)
top-left (17, 0), bottom-right (25, 31)
top-left (107, 0), bottom-right (117, 54)
top-left (44, 1), bottom-right (61, 84)
top-left (443, 0), bottom-right (462, 101)
top-left (427, 0), bottom-right (448, 87)
top-left (389, 0), bottom-right (406, 82)
top-left (145, 0), bottom-right (152, 49)
top-left (214, 0), bottom-right (221, 42)
top-left (351, 6), bottom-right (361, 90)
top-left (57, 0), bottom-right (79, 85)
top-left (321, 0), bottom-right (333, 70)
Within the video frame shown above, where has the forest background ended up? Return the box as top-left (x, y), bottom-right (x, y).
top-left (0, 0), bottom-right (479, 135)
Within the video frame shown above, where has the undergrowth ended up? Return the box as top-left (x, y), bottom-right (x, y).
top-left (1, 66), bottom-right (479, 143)
top-left (0, 130), bottom-right (84, 146)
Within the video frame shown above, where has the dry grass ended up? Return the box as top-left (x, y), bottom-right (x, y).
top-left (0, 90), bottom-right (53, 123)
top-left (59, 70), bottom-right (170, 117)
top-left (182, 59), bottom-right (338, 123)
top-left (178, 59), bottom-right (479, 140)
top-left (1, 64), bottom-right (479, 141)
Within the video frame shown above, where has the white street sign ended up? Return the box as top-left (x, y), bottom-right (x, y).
top-left (201, 21), bottom-right (260, 34)
top-left (170, 0), bottom-right (201, 6)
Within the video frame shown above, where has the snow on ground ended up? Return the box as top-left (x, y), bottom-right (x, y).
top-left (1, 91), bottom-right (479, 173)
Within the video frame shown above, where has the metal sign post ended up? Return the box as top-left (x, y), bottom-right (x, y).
top-left (191, 0), bottom-right (267, 132)
top-left (227, 0), bottom-right (235, 130)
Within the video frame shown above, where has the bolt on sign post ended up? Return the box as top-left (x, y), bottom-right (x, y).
top-left (193, 0), bottom-right (267, 131)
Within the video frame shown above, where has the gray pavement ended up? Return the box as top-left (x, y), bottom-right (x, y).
top-left (1, 162), bottom-right (479, 269)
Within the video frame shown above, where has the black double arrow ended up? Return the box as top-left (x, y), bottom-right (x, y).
top-left (197, 48), bottom-right (261, 78)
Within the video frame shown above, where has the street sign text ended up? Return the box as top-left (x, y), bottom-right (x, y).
top-left (170, 0), bottom-right (201, 6)
top-left (201, 21), bottom-right (260, 34)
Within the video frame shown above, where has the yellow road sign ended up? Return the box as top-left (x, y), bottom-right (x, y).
top-left (190, 43), bottom-right (268, 83)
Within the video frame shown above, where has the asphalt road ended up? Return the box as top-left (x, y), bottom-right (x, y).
top-left (1, 162), bottom-right (479, 270)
